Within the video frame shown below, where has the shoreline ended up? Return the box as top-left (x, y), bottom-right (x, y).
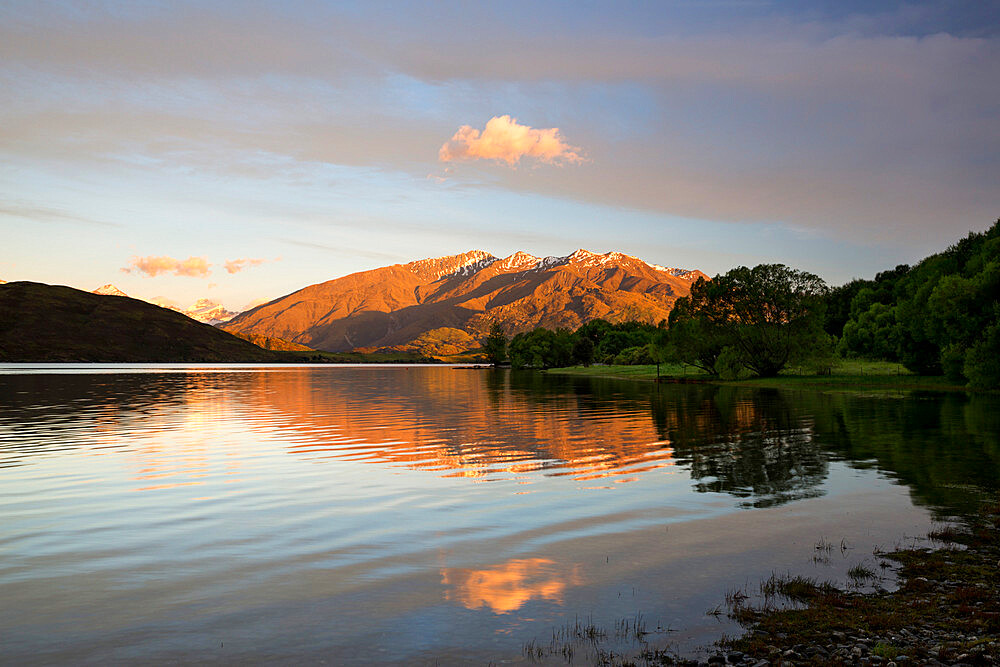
top-left (681, 503), bottom-right (1000, 667)
top-left (543, 362), bottom-right (989, 394)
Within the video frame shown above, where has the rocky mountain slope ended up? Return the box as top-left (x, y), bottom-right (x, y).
top-left (0, 282), bottom-right (282, 362)
top-left (222, 250), bottom-right (706, 353)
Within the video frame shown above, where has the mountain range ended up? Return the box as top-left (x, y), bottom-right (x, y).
top-left (91, 285), bottom-right (239, 325)
top-left (222, 249), bottom-right (706, 354)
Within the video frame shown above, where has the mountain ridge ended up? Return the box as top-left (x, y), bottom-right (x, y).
top-left (223, 249), bottom-right (706, 353)
top-left (0, 281), bottom-right (282, 362)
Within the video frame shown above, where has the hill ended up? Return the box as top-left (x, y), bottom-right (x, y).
top-left (0, 281), bottom-right (284, 362)
top-left (222, 249), bottom-right (706, 353)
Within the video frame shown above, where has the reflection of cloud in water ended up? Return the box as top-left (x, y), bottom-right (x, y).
top-left (441, 558), bottom-right (583, 614)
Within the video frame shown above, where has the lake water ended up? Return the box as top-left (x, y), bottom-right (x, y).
top-left (1, 365), bottom-right (997, 664)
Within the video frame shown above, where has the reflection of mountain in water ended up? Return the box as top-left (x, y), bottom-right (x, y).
top-left (1, 368), bottom-right (997, 515)
top-left (244, 368), bottom-right (677, 484)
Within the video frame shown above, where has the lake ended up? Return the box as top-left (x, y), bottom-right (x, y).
top-left (1, 365), bottom-right (997, 664)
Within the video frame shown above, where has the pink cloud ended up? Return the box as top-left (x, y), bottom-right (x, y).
top-left (223, 257), bottom-right (267, 274)
top-left (439, 115), bottom-right (585, 167)
top-left (123, 255), bottom-right (211, 278)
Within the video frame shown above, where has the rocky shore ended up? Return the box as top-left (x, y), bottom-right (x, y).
top-left (667, 503), bottom-right (1000, 666)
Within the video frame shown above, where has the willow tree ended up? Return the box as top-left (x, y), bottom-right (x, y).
top-left (668, 264), bottom-right (829, 377)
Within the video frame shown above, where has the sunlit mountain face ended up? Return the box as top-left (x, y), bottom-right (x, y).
top-left (222, 249), bottom-right (706, 353)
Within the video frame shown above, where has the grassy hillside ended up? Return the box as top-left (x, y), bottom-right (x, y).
top-left (0, 281), bottom-right (285, 362)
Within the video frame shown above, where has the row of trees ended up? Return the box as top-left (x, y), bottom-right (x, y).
top-left (830, 220), bottom-right (999, 388)
top-left (483, 263), bottom-right (831, 378)
top-left (484, 319), bottom-right (663, 370)
top-left (481, 219), bottom-right (999, 388)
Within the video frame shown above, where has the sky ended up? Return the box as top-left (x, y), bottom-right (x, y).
top-left (2, 0), bottom-right (998, 310)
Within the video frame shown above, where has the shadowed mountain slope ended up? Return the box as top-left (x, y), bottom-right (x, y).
top-left (0, 282), bottom-right (282, 362)
top-left (223, 250), bottom-right (706, 353)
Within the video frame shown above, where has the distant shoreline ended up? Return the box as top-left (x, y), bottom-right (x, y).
top-left (543, 361), bottom-right (992, 394)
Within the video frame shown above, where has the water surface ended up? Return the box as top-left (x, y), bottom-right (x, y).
top-left (1, 365), bottom-right (997, 664)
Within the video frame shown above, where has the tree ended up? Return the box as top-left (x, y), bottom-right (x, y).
top-left (964, 321), bottom-right (1000, 389)
top-left (508, 328), bottom-right (574, 369)
top-left (482, 321), bottom-right (507, 366)
top-left (838, 302), bottom-right (899, 360)
top-left (571, 334), bottom-right (595, 366)
top-left (665, 283), bottom-right (732, 374)
top-left (668, 264), bottom-right (830, 377)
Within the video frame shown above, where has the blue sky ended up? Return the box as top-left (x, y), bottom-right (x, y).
top-left (2, 0), bottom-right (997, 309)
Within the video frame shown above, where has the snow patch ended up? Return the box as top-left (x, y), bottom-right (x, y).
top-left (495, 251), bottom-right (541, 271)
top-left (92, 284), bottom-right (128, 297)
top-left (648, 263), bottom-right (697, 278)
top-left (408, 250), bottom-right (498, 280)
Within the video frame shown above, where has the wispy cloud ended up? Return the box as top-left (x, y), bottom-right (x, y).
top-left (123, 255), bottom-right (211, 278)
top-left (0, 202), bottom-right (117, 227)
top-left (276, 237), bottom-right (406, 262)
top-left (223, 257), bottom-right (268, 274)
top-left (439, 116), bottom-right (585, 167)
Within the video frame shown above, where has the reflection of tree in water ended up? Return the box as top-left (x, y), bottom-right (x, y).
top-left (498, 373), bottom-right (829, 507)
top-left (650, 385), bottom-right (829, 508)
top-left (517, 373), bottom-right (1000, 516)
top-left (648, 382), bottom-right (1000, 517)
top-left (807, 391), bottom-right (1000, 517)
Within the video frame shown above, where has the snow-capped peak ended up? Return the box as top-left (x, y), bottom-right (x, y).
top-left (406, 250), bottom-right (498, 281)
top-left (647, 263), bottom-right (698, 279)
top-left (495, 251), bottom-right (541, 271)
top-left (568, 249), bottom-right (599, 262)
top-left (147, 296), bottom-right (239, 324)
top-left (92, 284), bottom-right (128, 297)
top-left (538, 255), bottom-right (568, 269)
top-left (566, 249), bottom-right (630, 267)
top-left (184, 298), bottom-right (239, 324)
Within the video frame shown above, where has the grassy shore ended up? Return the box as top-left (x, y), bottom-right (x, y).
top-left (545, 359), bottom-right (976, 393)
top-left (704, 502), bottom-right (1000, 666)
top-left (515, 507), bottom-right (1000, 666)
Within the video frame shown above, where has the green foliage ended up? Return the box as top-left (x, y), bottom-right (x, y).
top-left (666, 264), bottom-right (830, 378)
top-left (664, 287), bottom-right (730, 374)
top-left (571, 334), bottom-right (595, 366)
top-left (508, 327), bottom-right (574, 369)
top-left (837, 219), bottom-right (1000, 386)
top-left (822, 279), bottom-right (869, 337)
top-left (964, 322), bottom-right (1000, 389)
top-left (613, 344), bottom-right (656, 366)
top-left (482, 321), bottom-right (507, 366)
top-left (507, 319), bottom-right (662, 369)
top-left (838, 302), bottom-right (899, 360)
top-left (714, 345), bottom-right (746, 380)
